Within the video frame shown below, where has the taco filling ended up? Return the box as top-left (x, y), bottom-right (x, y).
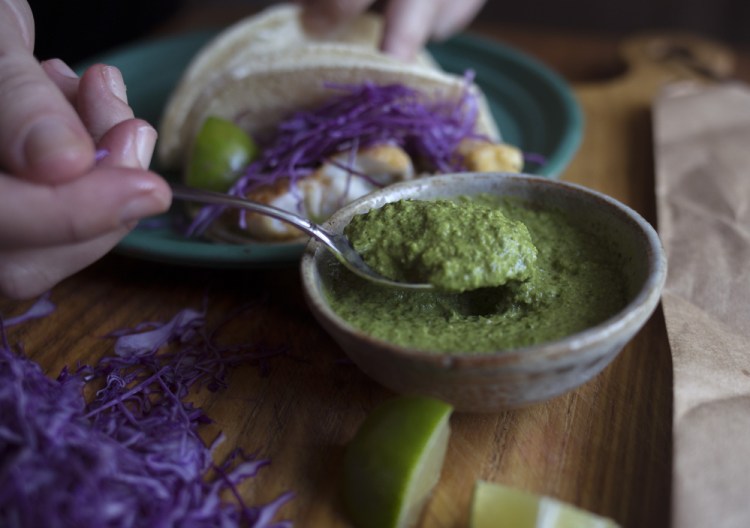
top-left (186, 78), bottom-right (523, 241)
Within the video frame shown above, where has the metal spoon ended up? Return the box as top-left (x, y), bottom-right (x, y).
top-left (170, 184), bottom-right (433, 290)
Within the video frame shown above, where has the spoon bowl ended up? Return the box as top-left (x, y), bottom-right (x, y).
top-left (169, 184), bottom-right (432, 290)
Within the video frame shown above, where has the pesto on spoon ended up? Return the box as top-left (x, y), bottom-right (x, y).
top-left (344, 198), bottom-right (538, 292)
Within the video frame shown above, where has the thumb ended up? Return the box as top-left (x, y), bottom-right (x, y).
top-left (0, 0), bottom-right (95, 182)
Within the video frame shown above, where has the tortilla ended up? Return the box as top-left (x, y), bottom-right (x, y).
top-left (156, 3), bottom-right (494, 169)
top-left (178, 55), bottom-right (497, 163)
top-left (159, 3), bottom-right (439, 168)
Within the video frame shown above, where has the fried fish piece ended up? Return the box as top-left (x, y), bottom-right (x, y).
top-left (226, 144), bottom-right (414, 241)
top-left (458, 139), bottom-right (524, 173)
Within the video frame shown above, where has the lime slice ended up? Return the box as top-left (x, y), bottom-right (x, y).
top-left (470, 481), bottom-right (620, 528)
top-left (185, 116), bottom-right (258, 192)
top-left (342, 395), bottom-right (453, 528)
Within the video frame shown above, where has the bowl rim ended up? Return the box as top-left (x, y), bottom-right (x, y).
top-left (300, 172), bottom-right (667, 367)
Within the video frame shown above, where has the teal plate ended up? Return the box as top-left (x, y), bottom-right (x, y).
top-left (78, 30), bottom-right (583, 268)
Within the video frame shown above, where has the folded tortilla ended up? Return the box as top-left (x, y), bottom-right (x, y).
top-left (157, 3), bottom-right (499, 170)
top-left (157, 3), bottom-right (513, 243)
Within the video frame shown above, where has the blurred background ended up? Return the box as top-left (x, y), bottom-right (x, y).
top-left (481, 0), bottom-right (749, 45)
top-left (28, 0), bottom-right (750, 66)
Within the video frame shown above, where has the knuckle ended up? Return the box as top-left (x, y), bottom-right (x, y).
top-left (0, 53), bottom-right (46, 102)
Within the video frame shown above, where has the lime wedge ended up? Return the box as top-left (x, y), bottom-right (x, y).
top-left (342, 395), bottom-right (453, 528)
top-left (185, 116), bottom-right (258, 192)
top-left (470, 481), bottom-right (620, 528)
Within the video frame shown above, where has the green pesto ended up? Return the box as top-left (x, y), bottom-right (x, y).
top-left (323, 195), bottom-right (629, 353)
top-left (344, 199), bottom-right (538, 292)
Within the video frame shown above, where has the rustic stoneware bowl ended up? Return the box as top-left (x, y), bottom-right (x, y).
top-left (300, 172), bottom-right (667, 412)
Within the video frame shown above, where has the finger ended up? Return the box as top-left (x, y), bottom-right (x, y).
top-left (430, 0), bottom-right (486, 40)
top-left (96, 118), bottom-right (157, 171)
top-left (381, 0), bottom-right (436, 60)
top-left (77, 64), bottom-right (134, 144)
top-left (0, 0), bottom-right (34, 49)
top-left (0, 0), bottom-right (95, 182)
top-left (0, 164), bottom-right (171, 249)
top-left (299, 0), bottom-right (375, 34)
top-left (40, 58), bottom-right (80, 104)
top-left (0, 228), bottom-right (131, 300)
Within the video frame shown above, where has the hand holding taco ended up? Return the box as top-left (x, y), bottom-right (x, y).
top-left (299, 0), bottom-right (488, 60)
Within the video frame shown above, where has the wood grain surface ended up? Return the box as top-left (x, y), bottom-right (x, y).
top-left (3, 9), bottom-right (748, 527)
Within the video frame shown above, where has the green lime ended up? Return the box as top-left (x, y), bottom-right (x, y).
top-left (470, 480), bottom-right (620, 528)
top-left (342, 395), bottom-right (453, 528)
top-left (185, 116), bottom-right (258, 192)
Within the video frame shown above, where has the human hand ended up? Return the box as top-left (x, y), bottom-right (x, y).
top-left (0, 0), bottom-right (171, 299)
top-left (299, 0), bottom-right (487, 60)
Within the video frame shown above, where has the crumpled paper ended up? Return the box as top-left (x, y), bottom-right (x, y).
top-left (653, 81), bottom-right (750, 528)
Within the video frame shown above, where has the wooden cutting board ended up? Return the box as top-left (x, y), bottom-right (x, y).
top-left (0, 30), bottom-right (739, 528)
top-left (567, 31), bottom-right (735, 208)
top-left (551, 32), bottom-right (738, 528)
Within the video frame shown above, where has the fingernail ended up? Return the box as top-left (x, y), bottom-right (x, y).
top-left (24, 119), bottom-right (88, 169)
top-left (135, 125), bottom-right (157, 169)
top-left (46, 58), bottom-right (79, 79)
top-left (120, 184), bottom-right (167, 224)
top-left (102, 66), bottom-right (128, 104)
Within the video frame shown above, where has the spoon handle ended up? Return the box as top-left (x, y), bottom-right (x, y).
top-left (170, 183), bottom-right (332, 242)
top-left (169, 183), bottom-right (432, 290)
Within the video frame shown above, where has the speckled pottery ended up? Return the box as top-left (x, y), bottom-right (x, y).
top-left (300, 172), bottom-right (667, 412)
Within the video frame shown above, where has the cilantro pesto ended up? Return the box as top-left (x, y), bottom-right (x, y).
top-left (344, 199), bottom-right (537, 292)
top-left (323, 195), bottom-right (629, 353)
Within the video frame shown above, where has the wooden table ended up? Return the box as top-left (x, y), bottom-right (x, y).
top-left (4, 6), bottom-right (749, 527)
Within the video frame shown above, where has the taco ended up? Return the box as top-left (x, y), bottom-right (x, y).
top-left (158, 3), bottom-right (440, 169)
top-left (157, 3), bottom-right (524, 242)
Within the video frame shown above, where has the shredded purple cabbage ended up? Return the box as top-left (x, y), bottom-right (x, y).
top-left (0, 298), bottom-right (294, 528)
top-left (2, 292), bottom-right (55, 328)
top-left (95, 148), bottom-right (110, 163)
top-left (523, 151), bottom-right (547, 167)
top-left (188, 76), bottom-right (484, 235)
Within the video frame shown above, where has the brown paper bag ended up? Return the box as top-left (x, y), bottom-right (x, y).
top-left (653, 81), bottom-right (750, 528)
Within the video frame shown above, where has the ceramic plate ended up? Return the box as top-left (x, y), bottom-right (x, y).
top-left (77, 30), bottom-right (583, 268)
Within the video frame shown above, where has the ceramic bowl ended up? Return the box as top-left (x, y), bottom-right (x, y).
top-left (300, 172), bottom-right (667, 412)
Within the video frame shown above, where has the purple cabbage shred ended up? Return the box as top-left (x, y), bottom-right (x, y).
top-left (188, 76), bottom-right (484, 235)
top-left (2, 292), bottom-right (55, 328)
top-left (95, 148), bottom-right (110, 163)
top-left (0, 298), bottom-right (294, 528)
top-left (522, 151), bottom-right (547, 167)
